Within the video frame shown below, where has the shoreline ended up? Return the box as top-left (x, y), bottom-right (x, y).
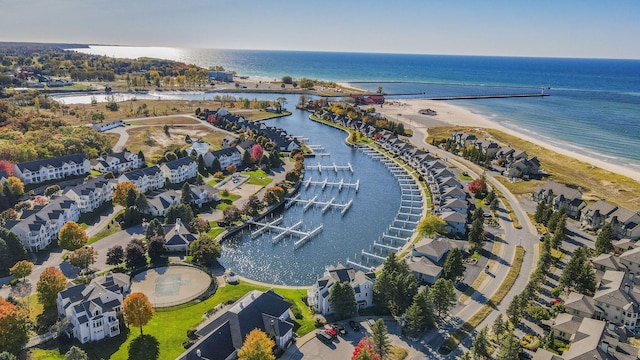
top-left (370, 97), bottom-right (640, 182)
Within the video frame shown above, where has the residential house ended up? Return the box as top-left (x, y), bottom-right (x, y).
top-left (144, 190), bottom-right (180, 217)
top-left (117, 166), bottom-right (165, 193)
top-left (406, 257), bottom-right (443, 285)
top-left (208, 71), bottom-right (233, 82)
top-left (221, 135), bottom-right (237, 149)
top-left (91, 120), bottom-right (124, 132)
top-left (550, 313), bottom-right (583, 341)
top-left (63, 177), bottom-right (115, 213)
top-left (57, 272), bottom-right (129, 344)
top-left (607, 208), bottom-right (640, 240)
top-left (474, 139), bottom-right (500, 159)
top-left (620, 247), bottom-right (640, 276)
top-left (532, 181), bottom-right (586, 219)
top-left (162, 219), bottom-right (197, 253)
top-left (451, 132), bottom-right (477, 147)
top-left (177, 290), bottom-right (293, 360)
top-left (307, 265), bottom-right (376, 315)
top-left (564, 292), bottom-right (600, 320)
top-left (592, 270), bottom-right (639, 329)
top-left (91, 150), bottom-right (143, 174)
top-left (185, 142), bottom-right (211, 158)
top-left (208, 147), bottom-right (242, 170)
top-left (188, 184), bottom-right (220, 207)
top-left (160, 157), bottom-right (197, 184)
top-left (6, 195), bottom-right (80, 252)
top-left (503, 157), bottom-right (540, 179)
top-left (14, 153), bottom-right (90, 185)
top-left (581, 200), bottom-right (619, 231)
top-left (406, 237), bottom-right (454, 284)
top-left (439, 198), bottom-right (469, 215)
top-left (591, 253), bottom-right (624, 274)
top-left (439, 211), bottom-right (467, 235)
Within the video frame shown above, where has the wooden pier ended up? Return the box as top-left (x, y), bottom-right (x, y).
top-left (304, 177), bottom-right (360, 192)
top-left (305, 162), bottom-right (353, 173)
top-left (284, 195), bottom-right (354, 216)
top-left (247, 219), bottom-right (323, 248)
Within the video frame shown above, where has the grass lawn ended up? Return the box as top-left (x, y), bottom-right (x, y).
top-left (206, 178), bottom-right (221, 186)
top-left (242, 169), bottom-right (273, 186)
top-left (389, 346), bottom-right (409, 360)
top-left (90, 169), bottom-right (102, 176)
top-left (87, 211), bottom-right (124, 245)
top-left (207, 223), bottom-right (225, 239)
top-left (457, 173), bottom-right (473, 181)
top-left (239, 110), bottom-right (292, 121)
top-left (29, 281), bottom-right (313, 360)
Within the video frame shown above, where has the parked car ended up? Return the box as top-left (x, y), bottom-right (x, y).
top-left (316, 330), bottom-right (333, 344)
top-left (550, 298), bottom-right (564, 306)
top-left (323, 326), bottom-right (337, 338)
top-left (331, 324), bottom-right (347, 336)
top-left (348, 320), bottom-right (361, 331)
top-left (367, 318), bottom-right (376, 327)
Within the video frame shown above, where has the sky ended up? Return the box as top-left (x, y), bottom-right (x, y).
top-left (1, 0), bottom-right (639, 59)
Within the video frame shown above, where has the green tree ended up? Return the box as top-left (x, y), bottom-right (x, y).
top-left (145, 218), bottom-right (165, 239)
top-left (126, 187), bottom-right (138, 207)
top-left (471, 326), bottom-right (490, 360)
top-left (189, 217), bottom-right (211, 234)
top-left (492, 314), bottom-right (506, 343)
top-left (189, 234), bottom-right (222, 267)
top-left (429, 278), bottom-right (457, 317)
top-left (57, 221), bottom-right (88, 251)
top-left (9, 260), bottom-right (32, 282)
top-left (404, 301), bottom-right (426, 337)
top-left (442, 247), bottom-right (465, 280)
top-left (123, 292), bottom-right (154, 335)
top-left (147, 236), bottom-right (167, 264)
top-left (575, 261), bottom-right (597, 296)
top-left (506, 294), bottom-right (523, 325)
top-left (595, 222), bottom-right (614, 255)
top-left (125, 240), bottom-right (147, 270)
top-left (36, 266), bottom-right (67, 308)
top-left (371, 319), bottom-right (391, 359)
top-left (468, 217), bottom-right (484, 252)
top-left (242, 195), bottom-right (263, 217)
top-left (0, 228), bottom-right (27, 277)
top-left (416, 215), bottom-right (447, 237)
top-left (534, 202), bottom-right (548, 224)
top-left (496, 331), bottom-right (521, 360)
top-left (222, 205), bottom-right (242, 224)
top-left (560, 246), bottom-right (588, 292)
top-left (211, 157), bottom-right (222, 173)
top-left (64, 346), bottom-right (88, 360)
top-left (373, 253), bottom-right (419, 317)
top-left (164, 203), bottom-right (194, 225)
top-left (329, 281), bottom-right (357, 320)
top-left (0, 352), bottom-right (17, 360)
top-left (180, 182), bottom-right (193, 204)
top-left (238, 329), bottom-right (275, 360)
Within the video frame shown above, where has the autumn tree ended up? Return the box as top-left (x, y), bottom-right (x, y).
top-left (58, 221), bottom-right (88, 251)
top-left (112, 182), bottom-right (140, 207)
top-left (329, 281), bottom-right (357, 320)
top-left (123, 292), bottom-right (154, 335)
top-left (263, 186), bottom-right (285, 205)
top-left (226, 164), bottom-right (237, 174)
top-left (416, 215), bottom-right (447, 237)
top-left (5, 177), bottom-right (24, 197)
top-left (67, 247), bottom-right (97, 273)
top-left (371, 319), bottom-right (391, 359)
top-left (468, 178), bottom-right (487, 197)
top-left (0, 160), bottom-right (14, 176)
top-left (222, 205), bottom-right (242, 224)
top-left (190, 234), bottom-right (222, 267)
top-left (189, 217), bottom-right (211, 234)
top-left (9, 260), bottom-right (33, 282)
top-left (251, 144), bottom-right (264, 163)
top-left (106, 245), bottom-right (125, 266)
top-left (237, 329), bottom-right (275, 360)
top-left (37, 266), bottom-right (67, 308)
top-left (44, 184), bottom-right (61, 197)
top-left (0, 297), bottom-right (30, 355)
top-left (352, 337), bottom-right (381, 360)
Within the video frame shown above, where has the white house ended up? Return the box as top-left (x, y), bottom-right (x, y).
top-left (144, 190), bottom-right (180, 217)
top-left (90, 150), bottom-right (143, 174)
top-left (160, 157), bottom-right (197, 184)
top-left (307, 265), bottom-right (375, 315)
top-left (188, 184), bottom-right (220, 207)
top-left (162, 219), bottom-right (197, 253)
top-left (57, 272), bottom-right (129, 344)
top-left (208, 147), bottom-right (242, 170)
top-left (6, 195), bottom-right (80, 252)
top-left (14, 153), bottom-right (90, 185)
top-left (118, 166), bottom-right (165, 193)
top-left (63, 177), bottom-right (116, 213)
top-left (91, 120), bottom-right (124, 132)
top-left (439, 211), bottom-right (467, 235)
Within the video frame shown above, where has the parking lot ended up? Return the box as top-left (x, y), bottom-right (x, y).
top-left (283, 318), bottom-right (429, 360)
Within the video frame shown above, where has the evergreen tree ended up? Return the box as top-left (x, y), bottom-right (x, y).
top-left (329, 282), bottom-right (357, 320)
top-left (137, 150), bottom-right (145, 165)
top-left (492, 314), bottom-right (506, 343)
top-left (373, 253), bottom-right (419, 317)
top-left (210, 157), bottom-right (222, 173)
top-left (534, 202), bottom-right (547, 223)
top-left (429, 278), bottom-right (457, 317)
top-left (468, 217), bottom-right (484, 251)
top-left (145, 219), bottom-right (165, 239)
top-left (575, 261), bottom-right (597, 296)
top-left (595, 222), bottom-right (614, 254)
top-left (197, 155), bottom-right (208, 176)
top-left (560, 246), bottom-right (589, 292)
top-left (242, 150), bottom-right (251, 167)
top-left (126, 187), bottom-right (137, 208)
top-left (496, 331), bottom-right (521, 360)
top-left (442, 247), bottom-right (465, 280)
top-left (180, 182), bottom-right (193, 204)
top-left (506, 294), bottom-right (523, 325)
top-left (371, 319), bottom-right (391, 359)
top-left (147, 236), bottom-right (167, 264)
top-left (471, 326), bottom-right (490, 360)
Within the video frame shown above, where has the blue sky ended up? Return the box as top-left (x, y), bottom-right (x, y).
top-left (1, 0), bottom-right (639, 59)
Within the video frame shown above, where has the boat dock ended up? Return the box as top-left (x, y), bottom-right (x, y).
top-left (284, 195), bottom-right (354, 216)
top-left (303, 177), bottom-right (360, 192)
top-left (305, 162), bottom-right (353, 173)
top-left (247, 218), bottom-right (323, 248)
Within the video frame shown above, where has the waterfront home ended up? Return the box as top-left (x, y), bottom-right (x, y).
top-left (503, 156), bottom-right (540, 179)
top-left (56, 272), bottom-right (129, 344)
top-left (307, 264), bottom-right (376, 316)
top-left (532, 181), bottom-right (586, 219)
top-left (117, 166), bottom-right (165, 193)
top-left (63, 176), bottom-right (115, 213)
top-left (160, 157), bottom-right (197, 184)
top-left (178, 290), bottom-right (293, 360)
top-left (439, 211), bottom-right (467, 235)
top-left (14, 153), bottom-right (90, 185)
top-left (606, 208), bottom-right (640, 240)
top-left (6, 195), bottom-right (80, 252)
top-left (474, 139), bottom-right (500, 159)
top-left (532, 318), bottom-right (637, 360)
top-left (208, 71), bottom-right (233, 82)
top-left (451, 132), bottom-right (477, 147)
top-left (188, 184), bottom-right (220, 207)
top-left (206, 147), bottom-right (242, 170)
top-left (91, 150), bottom-right (144, 174)
top-left (406, 256), bottom-right (443, 285)
top-left (581, 200), bottom-right (619, 231)
top-left (405, 237), bottom-right (455, 284)
top-left (91, 120), bottom-right (124, 132)
top-left (144, 190), bottom-right (180, 217)
top-left (162, 218), bottom-right (197, 253)
top-left (438, 198), bottom-right (469, 215)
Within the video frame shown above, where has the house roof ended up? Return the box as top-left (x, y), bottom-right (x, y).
top-left (163, 220), bottom-right (197, 247)
top-left (413, 237), bottom-right (451, 261)
top-left (211, 146), bottom-right (240, 158)
top-left (439, 211), bottom-right (466, 224)
top-left (583, 200), bottom-right (618, 218)
top-left (593, 270), bottom-right (639, 310)
top-left (8, 195), bottom-right (77, 235)
top-left (64, 176), bottom-right (113, 197)
top-left (564, 292), bottom-right (597, 317)
top-left (120, 166), bottom-right (161, 181)
top-left (620, 246), bottom-right (640, 265)
top-left (178, 320), bottom-right (235, 360)
top-left (535, 181), bottom-right (582, 201)
top-left (550, 313), bottom-right (582, 336)
top-left (16, 153), bottom-right (86, 172)
top-left (560, 318), bottom-right (611, 360)
top-left (591, 254), bottom-right (622, 272)
top-left (161, 156), bottom-right (195, 170)
top-left (406, 256), bottom-right (442, 278)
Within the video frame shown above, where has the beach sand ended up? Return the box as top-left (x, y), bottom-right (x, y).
top-left (373, 98), bottom-right (640, 181)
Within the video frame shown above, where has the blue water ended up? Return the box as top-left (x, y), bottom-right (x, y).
top-left (71, 46), bottom-right (640, 174)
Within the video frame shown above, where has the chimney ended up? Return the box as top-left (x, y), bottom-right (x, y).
top-left (624, 284), bottom-right (630, 294)
top-left (175, 218), bottom-right (181, 231)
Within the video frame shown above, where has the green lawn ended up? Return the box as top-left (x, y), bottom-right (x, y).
top-left (241, 169), bottom-right (273, 187)
top-left (457, 173), bottom-right (473, 181)
top-left (87, 211), bottom-right (124, 244)
top-left (29, 281), bottom-right (313, 360)
top-left (90, 169), bottom-right (102, 176)
top-left (216, 191), bottom-right (241, 210)
top-left (207, 222), bottom-right (225, 239)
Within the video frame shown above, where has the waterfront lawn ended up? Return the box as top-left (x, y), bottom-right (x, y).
top-left (216, 192), bottom-right (241, 210)
top-left (242, 169), bottom-right (273, 186)
top-left (207, 222), bottom-right (225, 239)
top-left (240, 110), bottom-right (292, 121)
top-left (29, 281), bottom-right (313, 360)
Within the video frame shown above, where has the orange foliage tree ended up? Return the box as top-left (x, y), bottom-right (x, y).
top-left (57, 221), bottom-right (88, 251)
top-left (112, 182), bottom-right (140, 207)
top-left (238, 329), bottom-right (275, 360)
top-left (0, 297), bottom-right (30, 354)
top-left (352, 337), bottom-right (381, 360)
top-left (122, 292), bottom-right (154, 335)
top-left (36, 267), bottom-right (67, 308)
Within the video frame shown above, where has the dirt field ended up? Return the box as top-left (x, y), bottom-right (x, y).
top-left (130, 266), bottom-right (212, 307)
top-left (126, 116), bottom-right (201, 125)
top-left (124, 125), bottom-right (228, 157)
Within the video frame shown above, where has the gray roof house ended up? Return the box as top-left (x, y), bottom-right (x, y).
top-left (13, 153), bottom-right (90, 185)
top-left (581, 200), bottom-right (619, 231)
top-left (177, 289), bottom-right (294, 360)
top-left (162, 219), bottom-right (197, 253)
top-left (90, 150), bottom-right (143, 174)
top-left (532, 181), bottom-right (586, 219)
top-left (63, 176), bottom-right (116, 213)
top-left (118, 166), bottom-right (165, 193)
top-left (160, 157), bottom-right (197, 184)
top-left (307, 264), bottom-right (375, 316)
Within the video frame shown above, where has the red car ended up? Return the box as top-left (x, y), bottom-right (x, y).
top-left (550, 299), bottom-right (564, 306)
top-left (324, 326), bottom-right (337, 338)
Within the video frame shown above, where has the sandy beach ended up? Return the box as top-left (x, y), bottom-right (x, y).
top-left (372, 98), bottom-right (640, 181)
